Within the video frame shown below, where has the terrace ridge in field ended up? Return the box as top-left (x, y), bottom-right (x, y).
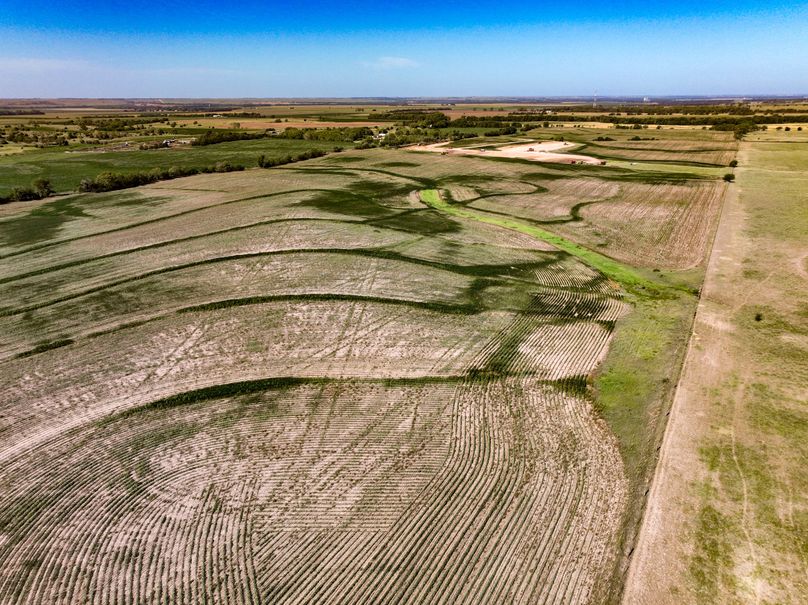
top-left (0, 120), bottom-right (751, 604)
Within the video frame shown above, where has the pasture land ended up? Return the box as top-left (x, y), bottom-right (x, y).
top-left (0, 129), bottom-right (732, 603)
top-left (624, 134), bottom-right (808, 603)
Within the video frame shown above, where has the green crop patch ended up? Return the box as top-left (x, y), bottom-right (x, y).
top-left (324, 155), bottom-right (366, 163)
top-left (296, 188), bottom-right (397, 218)
top-left (367, 208), bottom-right (462, 234)
top-left (374, 161), bottom-right (420, 167)
top-left (0, 196), bottom-right (91, 247)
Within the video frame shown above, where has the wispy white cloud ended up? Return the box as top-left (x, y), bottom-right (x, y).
top-left (0, 57), bottom-right (91, 72)
top-left (362, 56), bottom-right (419, 70)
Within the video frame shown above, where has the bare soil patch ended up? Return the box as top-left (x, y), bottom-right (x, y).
top-left (410, 140), bottom-right (603, 165)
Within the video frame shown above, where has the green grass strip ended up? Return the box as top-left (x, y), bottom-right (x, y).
top-left (419, 188), bottom-right (678, 298)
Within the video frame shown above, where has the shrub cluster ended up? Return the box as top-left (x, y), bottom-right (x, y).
top-left (78, 162), bottom-right (244, 193)
top-left (0, 178), bottom-right (54, 204)
top-left (484, 126), bottom-right (518, 137)
top-left (710, 119), bottom-right (763, 140)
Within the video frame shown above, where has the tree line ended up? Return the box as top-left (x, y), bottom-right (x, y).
top-left (372, 111), bottom-right (451, 128)
top-left (277, 126), bottom-right (373, 141)
top-left (507, 112), bottom-right (808, 127)
top-left (191, 130), bottom-right (268, 146)
top-left (0, 109), bottom-right (45, 116)
top-left (257, 149), bottom-right (328, 167)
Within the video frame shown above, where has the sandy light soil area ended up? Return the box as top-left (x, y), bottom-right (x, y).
top-left (409, 140), bottom-right (604, 165)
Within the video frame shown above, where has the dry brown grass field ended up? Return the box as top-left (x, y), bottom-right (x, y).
top-left (624, 131), bottom-right (808, 604)
top-left (0, 129), bottom-right (742, 604)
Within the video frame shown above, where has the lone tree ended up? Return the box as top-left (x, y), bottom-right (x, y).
top-left (723, 173), bottom-right (736, 183)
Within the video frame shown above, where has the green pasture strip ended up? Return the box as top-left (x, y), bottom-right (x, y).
top-left (0, 138), bottom-right (350, 196)
top-left (598, 292), bottom-right (698, 602)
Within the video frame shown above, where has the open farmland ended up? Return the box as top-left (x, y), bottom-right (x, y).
top-left (0, 128), bottom-right (731, 603)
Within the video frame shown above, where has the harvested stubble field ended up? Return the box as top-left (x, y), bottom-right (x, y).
top-left (579, 135), bottom-right (738, 166)
top-left (0, 133), bottom-right (728, 604)
top-left (505, 127), bottom-right (737, 168)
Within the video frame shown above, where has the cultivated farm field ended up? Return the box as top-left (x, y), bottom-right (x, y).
top-left (0, 132), bottom-right (730, 604)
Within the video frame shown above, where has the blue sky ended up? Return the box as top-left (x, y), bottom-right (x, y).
top-left (1, 1), bottom-right (806, 97)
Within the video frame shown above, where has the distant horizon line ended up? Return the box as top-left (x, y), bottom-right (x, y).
top-left (2, 94), bottom-right (807, 103)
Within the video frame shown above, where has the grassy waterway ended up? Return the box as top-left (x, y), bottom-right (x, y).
top-left (419, 188), bottom-right (687, 298)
